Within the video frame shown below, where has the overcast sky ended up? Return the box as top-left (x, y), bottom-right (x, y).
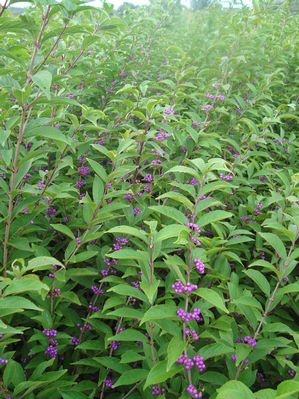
top-left (1, 0), bottom-right (250, 8)
top-left (2, 0), bottom-right (150, 6)
top-left (2, 0), bottom-right (193, 8)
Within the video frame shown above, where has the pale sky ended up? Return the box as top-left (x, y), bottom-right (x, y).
top-left (2, 0), bottom-right (192, 8)
top-left (1, 0), bottom-right (250, 9)
top-left (2, 0), bottom-right (151, 6)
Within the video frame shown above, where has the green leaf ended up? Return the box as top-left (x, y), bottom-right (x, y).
top-left (94, 357), bottom-right (130, 374)
top-left (0, 296), bottom-right (42, 311)
top-left (61, 291), bottom-right (81, 306)
top-left (76, 340), bottom-right (102, 351)
top-left (199, 181), bottom-right (232, 196)
top-left (157, 224), bottom-right (189, 242)
top-left (60, 392), bottom-right (89, 399)
top-left (167, 336), bottom-right (185, 371)
top-left (113, 369), bottom-right (148, 388)
top-left (165, 165), bottom-right (200, 179)
top-left (3, 360), bottom-right (25, 387)
top-left (275, 380), bottom-right (299, 399)
top-left (107, 307), bottom-right (143, 319)
top-left (144, 360), bottom-right (180, 389)
top-left (235, 344), bottom-right (252, 366)
top-left (194, 288), bottom-right (229, 313)
top-left (26, 256), bottom-right (63, 272)
top-left (69, 250), bottom-right (98, 263)
top-left (108, 328), bottom-right (147, 343)
top-left (157, 191), bottom-right (193, 210)
top-left (107, 225), bottom-right (148, 243)
top-left (50, 224), bottom-right (75, 240)
top-left (263, 322), bottom-right (296, 337)
top-left (232, 295), bottom-right (263, 310)
top-left (25, 126), bottom-right (71, 146)
top-left (199, 343), bottom-right (233, 360)
top-left (254, 389), bottom-right (276, 399)
top-left (92, 175), bottom-right (104, 204)
top-left (140, 279), bottom-right (160, 305)
top-left (0, 296), bottom-right (42, 310)
top-left (86, 158), bottom-right (107, 181)
top-left (215, 380), bottom-right (255, 399)
top-left (107, 249), bottom-right (147, 261)
top-left (30, 359), bottom-right (55, 380)
top-left (107, 284), bottom-right (148, 302)
top-left (149, 205), bottom-right (188, 224)
top-left (13, 370), bottom-right (67, 397)
top-left (280, 281), bottom-right (299, 295)
top-left (120, 351), bottom-right (145, 364)
top-left (198, 371), bottom-right (228, 386)
top-left (92, 143), bottom-right (114, 159)
top-left (140, 304), bottom-right (178, 324)
top-left (4, 275), bottom-right (49, 296)
top-left (243, 269), bottom-right (271, 297)
top-left (248, 260), bottom-right (278, 275)
top-left (197, 210), bottom-right (233, 227)
top-left (32, 70), bottom-right (52, 99)
top-left (259, 233), bottom-right (287, 259)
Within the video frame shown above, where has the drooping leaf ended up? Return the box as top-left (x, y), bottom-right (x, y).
top-left (194, 288), bottom-right (229, 313)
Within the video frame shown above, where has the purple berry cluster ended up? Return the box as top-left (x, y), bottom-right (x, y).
top-left (70, 336), bottom-right (80, 345)
top-left (190, 236), bottom-right (201, 246)
top-left (110, 340), bottom-right (120, 351)
top-left (151, 385), bottom-right (165, 396)
top-left (49, 288), bottom-right (61, 298)
top-left (255, 203), bottom-right (263, 215)
top-left (88, 303), bottom-right (100, 313)
top-left (187, 384), bottom-right (203, 398)
top-left (38, 180), bottom-right (46, 190)
top-left (163, 108), bottom-right (175, 115)
top-left (242, 335), bottom-right (257, 347)
top-left (91, 285), bottom-right (104, 295)
top-left (47, 206), bottom-right (56, 216)
top-left (104, 377), bottom-right (113, 388)
top-left (43, 328), bottom-right (57, 337)
top-left (220, 173), bottom-right (233, 181)
top-left (172, 281), bottom-right (197, 294)
top-left (77, 166), bottom-right (90, 177)
top-left (186, 222), bottom-right (201, 234)
top-left (112, 236), bottom-right (129, 251)
top-left (44, 345), bottom-right (57, 358)
top-left (143, 173), bottom-right (154, 183)
top-left (177, 354), bottom-right (206, 372)
top-left (184, 328), bottom-right (199, 341)
top-left (193, 258), bottom-right (205, 274)
top-left (43, 329), bottom-right (59, 358)
top-left (288, 369), bottom-right (296, 377)
top-left (177, 308), bottom-right (202, 323)
top-left (133, 207), bottom-right (141, 216)
top-left (205, 93), bottom-right (225, 101)
top-left (189, 177), bottom-right (198, 185)
top-left (201, 104), bottom-right (213, 112)
top-left (155, 129), bottom-right (169, 141)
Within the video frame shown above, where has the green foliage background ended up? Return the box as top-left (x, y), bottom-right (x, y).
top-left (0, 0), bottom-right (298, 398)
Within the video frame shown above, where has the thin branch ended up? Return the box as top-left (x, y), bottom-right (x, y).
top-left (2, 6), bottom-right (51, 275)
top-left (121, 382), bottom-right (142, 399)
top-left (2, 105), bottom-right (32, 275)
top-left (0, 0), bottom-right (9, 18)
top-left (26, 6), bottom-right (51, 84)
top-left (235, 233), bottom-right (299, 379)
top-left (35, 20), bottom-right (71, 73)
top-left (64, 48), bottom-right (84, 74)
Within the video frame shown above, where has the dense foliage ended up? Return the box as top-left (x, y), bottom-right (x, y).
top-left (0, 1), bottom-right (298, 398)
